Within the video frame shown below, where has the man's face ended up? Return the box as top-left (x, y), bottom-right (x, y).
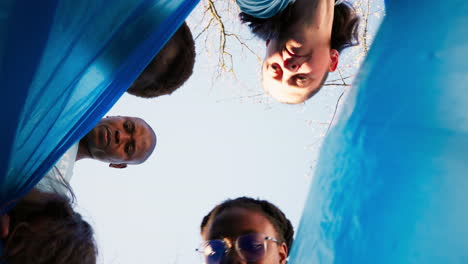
top-left (204, 207), bottom-right (288, 264)
top-left (83, 116), bottom-right (156, 167)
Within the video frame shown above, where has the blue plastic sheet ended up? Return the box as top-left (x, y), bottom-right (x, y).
top-left (289, 0), bottom-right (468, 263)
top-left (0, 0), bottom-right (199, 214)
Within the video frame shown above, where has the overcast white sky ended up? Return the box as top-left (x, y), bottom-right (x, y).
top-left (72, 1), bottom-right (384, 263)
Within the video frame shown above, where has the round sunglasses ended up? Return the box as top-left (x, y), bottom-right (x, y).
top-left (196, 233), bottom-right (281, 264)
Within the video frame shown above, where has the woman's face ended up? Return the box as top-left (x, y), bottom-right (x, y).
top-left (262, 26), bottom-right (339, 104)
top-left (203, 207), bottom-right (288, 264)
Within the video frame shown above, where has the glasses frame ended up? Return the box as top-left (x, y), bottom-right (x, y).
top-left (196, 233), bottom-right (281, 263)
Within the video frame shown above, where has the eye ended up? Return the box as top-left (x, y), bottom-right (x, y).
top-left (254, 243), bottom-right (263, 248)
top-left (125, 143), bottom-right (134, 156)
top-left (248, 243), bottom-right (264, 250)
top-left (295, 75), bottom-right (309, 86)
top-left (269, 63), bottom-right (282, 76)
top-left (124, 121), bottom-right (135, 133)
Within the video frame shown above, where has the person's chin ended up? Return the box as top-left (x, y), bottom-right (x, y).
top-left (89, 148), bottom-right (112, 162)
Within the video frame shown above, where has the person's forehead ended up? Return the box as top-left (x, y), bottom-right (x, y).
top-left (129, 118), bottom-right (155, 163)
top-left (208, 208), bottom-right (276, 239)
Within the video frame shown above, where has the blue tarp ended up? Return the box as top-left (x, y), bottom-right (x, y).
top-left (289, 0), bottom-right (468, 263)
top-left (0, 0), bottom-right (199, 214)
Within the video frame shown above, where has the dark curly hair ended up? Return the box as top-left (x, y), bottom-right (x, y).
top-left (200, 197), bottom-right (294, 251)
top-left (1, 190), bottom-right (97, 264)
top-left (240, 1), bottom-right (360, 52)
top-left (127, 22), bottom-right (196, 98)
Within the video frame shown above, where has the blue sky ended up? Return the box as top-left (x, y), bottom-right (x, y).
top-left (72, 1), bottom-right (384, 263)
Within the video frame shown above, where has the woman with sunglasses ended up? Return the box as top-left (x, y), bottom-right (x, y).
top-left (237, 0), bottom-right (360, 104)
top-left (198, 197), bottom-right (294, 264)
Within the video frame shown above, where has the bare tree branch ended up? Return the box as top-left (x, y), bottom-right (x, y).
top-left (216, 93), bottom-right (264, 103)
top-left (326, 76), bottom-right (354, 83)
top-left (192, 0), bottom-right (262, 80)
top-left (323, 83), bottom-right (352, 87)
top-left (226, 33), bottom-right (262, 63)
top-left (326, 90), bottom-right (345, 134)
top-left (194, 17), bottom-right (214, 41)
top-left (362, 0), bottom-right (372, 53)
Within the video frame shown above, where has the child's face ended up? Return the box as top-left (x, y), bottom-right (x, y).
top-left (262, 36), bottom-right (338, 104)
top-left (203, 207), bottom-right (288, 264)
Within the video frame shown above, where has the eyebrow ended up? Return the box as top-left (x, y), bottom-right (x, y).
top-left (132, 121), bottom-right (138, 157)
top-left (123, 119), bottom-right (136, 159)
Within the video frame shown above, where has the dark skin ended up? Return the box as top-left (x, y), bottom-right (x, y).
top-left (78, 116), bottom-right (156, 168)
top-left (128, 41), bottom-right (179, 93)
top-left (205, 207), bottom-right (288, 264)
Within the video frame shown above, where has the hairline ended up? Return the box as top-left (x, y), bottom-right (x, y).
top-left (130, 118), bottom-right (156, 164)
top-left (203, 201), bottom-right (286, 244)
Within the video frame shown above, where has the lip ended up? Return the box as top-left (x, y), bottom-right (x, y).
top-left (104, 126), bottom-right (111, 147)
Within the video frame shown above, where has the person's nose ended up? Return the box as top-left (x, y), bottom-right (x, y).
top-left (282, 48), bottom-right (304, 72)
top-left (115, 130), bottom-right (131, 145)
top-left (220, 250), bottom-right (245, 264)
top-left (283, 57), bottom-right (301, 72)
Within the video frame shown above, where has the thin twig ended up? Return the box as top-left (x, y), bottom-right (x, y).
top-left (226, 33), bottom-right (262, 63)
top-left (326, 90), bottom-right (345, 134)
top-left (194, 17), bottom-right (214, 41)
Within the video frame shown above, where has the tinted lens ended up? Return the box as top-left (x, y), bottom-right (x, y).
top-left (203, 240), bottom-right (226, 264)
top-left (237, 233), bottom-right (266, 262)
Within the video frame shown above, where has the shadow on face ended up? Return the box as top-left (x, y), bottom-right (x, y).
top-left (84, 116), bottom-right (156, 166)
top-left (204, 207), bottom-right (287, 264)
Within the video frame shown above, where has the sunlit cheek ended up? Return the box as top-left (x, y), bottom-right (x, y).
top-left (261, 77), bottom-right (275, 94)
top-left (262, 247), bottom-right (278, 263)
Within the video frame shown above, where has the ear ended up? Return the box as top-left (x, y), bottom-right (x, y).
top-left (109, 163), bottom-right (127, 169)
top-left (0, 215), bottom-right (10, 239)
top-left (278, 242), bottom-right (288, 264)
top-left (329, 49), bottom-right (339, 72)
